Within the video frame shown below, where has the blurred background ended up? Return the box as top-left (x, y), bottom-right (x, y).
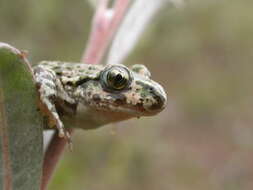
top-left (1, 0), bottom-right (253, 189)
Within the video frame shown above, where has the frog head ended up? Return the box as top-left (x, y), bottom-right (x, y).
top-left (73, 64), bottom-right (167, 128)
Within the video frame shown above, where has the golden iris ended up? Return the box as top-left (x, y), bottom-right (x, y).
top-left (106, 67), bottom-right (130, 90)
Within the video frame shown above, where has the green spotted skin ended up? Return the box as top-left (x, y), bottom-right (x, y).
top-left (33, 61), bottom-right (167, 139)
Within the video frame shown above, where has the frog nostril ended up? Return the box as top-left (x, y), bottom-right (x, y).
top-left (146, 87), bottom-right (167, 112)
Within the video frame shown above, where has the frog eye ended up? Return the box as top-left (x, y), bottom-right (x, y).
top-left (103, 66), bottom-right (131, 90)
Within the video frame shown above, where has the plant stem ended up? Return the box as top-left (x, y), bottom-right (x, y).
top-left (41, 130), bottom-right (73, 190)
top-left (82, 0), bottom-right (130, 64)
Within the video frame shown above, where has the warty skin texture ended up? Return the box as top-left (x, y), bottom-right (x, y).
top-left (33, 61), bottom-right (167, 136)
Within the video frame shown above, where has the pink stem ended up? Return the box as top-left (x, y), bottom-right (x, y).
top-left (82, 0), bottom-right (110, 64)
top-left (82, 0), bottom-right (130, 65)
top-left (41, 129), bottom-right (74, 190)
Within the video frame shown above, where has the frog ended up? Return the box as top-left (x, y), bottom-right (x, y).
top-left (33, 61), bottom-right (167, 141)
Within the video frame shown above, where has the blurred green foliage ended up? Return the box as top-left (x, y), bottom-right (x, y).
top-left (2, 0), bottom-right (253, 189)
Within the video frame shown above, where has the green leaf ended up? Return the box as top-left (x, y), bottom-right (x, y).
top-left (0, 43), bottom-right (43, 190)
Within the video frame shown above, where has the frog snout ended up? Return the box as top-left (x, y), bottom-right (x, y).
top-left (145, 84), bottom-right (167, 113)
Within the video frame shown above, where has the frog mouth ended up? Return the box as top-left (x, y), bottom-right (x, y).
top-left (106, 101), bottom-right (164, 117)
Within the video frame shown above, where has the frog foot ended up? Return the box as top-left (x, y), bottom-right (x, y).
top-left (57, 125), bottom-right (72, 150)
top-left (56, 120), bottom-right (71, 140)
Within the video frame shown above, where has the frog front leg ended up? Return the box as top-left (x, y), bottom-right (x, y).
top-left (33, 65), bottom-right (72, 140)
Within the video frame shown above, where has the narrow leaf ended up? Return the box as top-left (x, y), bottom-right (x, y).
top-left (0, 43), bottom-right (43, 190)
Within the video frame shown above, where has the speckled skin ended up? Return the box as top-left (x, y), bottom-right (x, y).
top-left (33, 61), bottom-right (167, 139)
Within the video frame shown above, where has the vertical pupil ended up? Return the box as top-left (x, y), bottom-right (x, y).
top-left (106, 67), bottom-right (130, 90)
top-left (115, 74), bottom-right (123, 81)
